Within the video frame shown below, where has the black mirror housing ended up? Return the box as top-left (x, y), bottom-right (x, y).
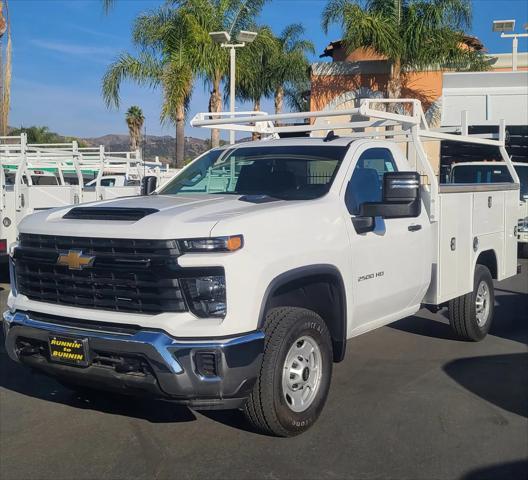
top-left (141, 176), bottom-right (158, 196)
top-left (360, 172), bottom-right (421, 219)
top-left (351, 216), bottom-right (375, 234)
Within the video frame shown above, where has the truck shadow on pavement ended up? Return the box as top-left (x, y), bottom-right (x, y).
top-left (388, 287), bottom-right (528, 346)
top-left (462, 459), bottom-right (528, 480)
top-left (443, 353), bottom-right (528, 419)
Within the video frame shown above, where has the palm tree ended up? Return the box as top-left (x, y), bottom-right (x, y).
top-left (0, 0), bottom-right (11, 136)
top-left (284, 78), bottom-right (311, 112)
top-left (168, 0), bottom-right (267, 147)
top-left (125, 106), bottom-right (144, 151)
top-left (270, 24), bottom-right (314, 115)
top-left (322, 0), bottom-right (488, 108)
top-left (102, 7), bottom-right (194, 167)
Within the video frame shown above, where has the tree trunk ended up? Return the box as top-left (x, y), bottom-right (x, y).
top-left (175, 104), bottom-right (185, 168)
top-left (387, 57), bottom-right (402, 114)
top-left (252, 99), bottom-right (261, 141)
top-left (128, 126), bottom-right (135, 151)
top-left (274, 86), bottom-right (284, 115)
top-left (209, 73), bottom-right (222, 148)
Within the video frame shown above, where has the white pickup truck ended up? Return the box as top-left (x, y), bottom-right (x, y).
top-left (3, 100), bottom-right (520, 437)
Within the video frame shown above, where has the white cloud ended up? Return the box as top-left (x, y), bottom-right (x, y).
top-left (31, 39), bottom-right (117, 57)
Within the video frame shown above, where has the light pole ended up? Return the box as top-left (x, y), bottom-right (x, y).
top-left (209, 30), bottom-right (257, 145)
top-left (492, 20), bottom-right (528, 71)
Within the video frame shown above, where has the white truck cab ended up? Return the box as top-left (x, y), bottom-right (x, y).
top-left (3, 100), bottom-right (521, 437)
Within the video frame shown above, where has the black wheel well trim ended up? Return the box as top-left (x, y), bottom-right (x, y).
top-left (475, 249), bottom-right (498, 279)
top-left (258, 264), bottom-right (348, 362)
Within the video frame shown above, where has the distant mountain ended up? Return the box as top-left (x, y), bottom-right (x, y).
top-left (83, 134), bottom-right (210, 165)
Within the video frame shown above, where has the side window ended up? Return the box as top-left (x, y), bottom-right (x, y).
top-left (345, 148), bottom-right (397, 215)
top-left (100, 178), bottom-right (115, 187)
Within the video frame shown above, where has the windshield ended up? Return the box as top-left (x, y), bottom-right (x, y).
top-left (451, 164), bottom-right (528, 199)
top-left (159, 145), bottom-right (348, 200)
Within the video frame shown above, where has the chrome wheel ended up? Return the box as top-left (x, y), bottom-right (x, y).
top-left (282, 336), bottom-right (323, 413)
top-left (475, 280), bottom-right (491, 327)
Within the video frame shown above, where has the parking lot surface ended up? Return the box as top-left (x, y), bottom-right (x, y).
top-left (1, 262), bottom-right (527, 480)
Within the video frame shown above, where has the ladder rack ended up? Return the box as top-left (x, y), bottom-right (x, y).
top-left (190, 98), bottom-right (519, 222)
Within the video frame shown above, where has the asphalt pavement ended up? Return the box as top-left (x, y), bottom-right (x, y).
top-left (0, 262), bottom-right (527, 480)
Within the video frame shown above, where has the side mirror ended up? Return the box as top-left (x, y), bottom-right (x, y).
top-left (141, 176), bottom-right (157, 196)
top-left (351, 216), bottom-right (374, 234)
top-left (360, 172), bottom-right (421, 219)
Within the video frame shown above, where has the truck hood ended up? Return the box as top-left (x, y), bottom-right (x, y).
top-left (18, 194), bottom-right (290, 239)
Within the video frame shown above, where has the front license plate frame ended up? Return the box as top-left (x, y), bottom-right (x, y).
top-left (48, 335), bottom-right (90, 367)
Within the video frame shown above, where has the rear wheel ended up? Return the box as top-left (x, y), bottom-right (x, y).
top-left (448, 264), bottom-right (494, 341)
top-left (243, 307), bottom-right (333, 437)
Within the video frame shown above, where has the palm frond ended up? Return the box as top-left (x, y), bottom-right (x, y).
top-left (160, 60), bottom-right (193, 124)
top-left (322, 0), bottom-right (352, 34)
top-left (102, 0), bottom-right (115, 14)
top-left (101, 52), bottom-right (163, 108)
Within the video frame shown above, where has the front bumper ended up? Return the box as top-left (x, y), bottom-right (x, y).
top-left (2, 310), bottom-right (264, 409)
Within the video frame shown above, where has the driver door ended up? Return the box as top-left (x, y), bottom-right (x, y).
top-left (343, 145), bottom-right (429, 332)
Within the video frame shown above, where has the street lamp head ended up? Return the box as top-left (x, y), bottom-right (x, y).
top-left (236, 30), bottom-right (258, 44)
top-left (209, 31), bottom-right (231, 44)
top-left (492, 20), bottom-right (515, 32)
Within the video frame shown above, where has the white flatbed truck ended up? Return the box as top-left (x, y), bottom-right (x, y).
top-left (2, 99), bottom-right (521, 436)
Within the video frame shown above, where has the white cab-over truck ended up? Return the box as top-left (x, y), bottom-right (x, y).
top-left (3, 100), bottom-right (521, 437)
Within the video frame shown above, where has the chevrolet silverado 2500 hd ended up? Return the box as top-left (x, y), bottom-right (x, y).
top-left (3, 100), bottom-right (520, 437)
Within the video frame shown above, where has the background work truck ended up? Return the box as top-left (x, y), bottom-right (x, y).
top-left (3, 99), bottom-right (520, 437)
top-left (0, 134), bottom-right (176, 262)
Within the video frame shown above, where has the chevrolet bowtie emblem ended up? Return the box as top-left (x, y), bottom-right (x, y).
top-left (57, 250), bottom-right (95, 270)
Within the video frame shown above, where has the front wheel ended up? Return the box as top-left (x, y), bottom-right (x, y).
top-left (243, 307), bottom-right (333, 437)
top-left (448, 264), bottom-right (494, 341)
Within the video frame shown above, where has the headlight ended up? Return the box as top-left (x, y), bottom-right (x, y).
top-left (180, 235), bottom-right (243, 253)
top-left (181, 275), bottom-right (226, 318)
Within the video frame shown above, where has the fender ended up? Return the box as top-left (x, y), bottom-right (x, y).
top-left (258, 264), bottom-right (348, 362)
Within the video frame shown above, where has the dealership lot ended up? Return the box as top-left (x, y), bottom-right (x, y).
top-left (0, 262), bottom-right (526, 480)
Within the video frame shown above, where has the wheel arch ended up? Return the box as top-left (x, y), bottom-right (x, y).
top-left (475, 249), bottom-right (498, 279)
top-left (258, 264), bottom-right (348, 363)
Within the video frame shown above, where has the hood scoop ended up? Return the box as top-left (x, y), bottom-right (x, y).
top-left (238, 194), bottom-right (281, 204)
top-left (63, 207), bottom-right (159, 221)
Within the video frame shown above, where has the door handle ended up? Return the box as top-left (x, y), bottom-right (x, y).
top-left (408, 224), bottom-right (422, 232)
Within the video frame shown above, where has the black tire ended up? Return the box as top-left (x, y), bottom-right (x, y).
top-left (520, 243), bottom-right (528, 259)
top-left (243, 307), bottom-right (333, 437)
top-left (448, 264), bottom-right (494, 341)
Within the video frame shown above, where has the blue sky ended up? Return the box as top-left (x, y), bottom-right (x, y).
top-left (9, 0), bottom-right (528, 140)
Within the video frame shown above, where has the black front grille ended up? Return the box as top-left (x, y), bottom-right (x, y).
top-left (15, 234), bottom-right (187, 314)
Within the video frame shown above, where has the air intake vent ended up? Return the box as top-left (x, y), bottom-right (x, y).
top-left (63, 207), bottom-right (158, 221)
top-left (195, 351), bottom-right (219, 378)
